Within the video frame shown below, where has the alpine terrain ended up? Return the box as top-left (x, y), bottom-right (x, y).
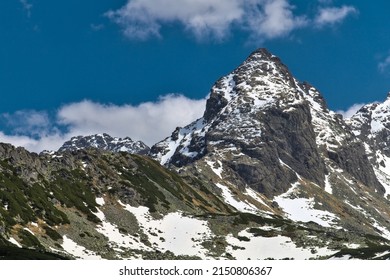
top-left (2, 48), bottom-right (390, 260)
top-left (57, 133), bottom-right (150, 155)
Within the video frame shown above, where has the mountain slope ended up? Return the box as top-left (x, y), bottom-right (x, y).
top-left (0, 143), bottom-right (236, 259)
top-left (150, 48), bottom-right (390, 255)
top-left (3, 48), bottom-right (390, 259)
top-left (1, 142), bottom-right (375, 260)
top-left (150, 48), bottom-right (383, 195)
top-left (347, 94), bottom-right (390, 198)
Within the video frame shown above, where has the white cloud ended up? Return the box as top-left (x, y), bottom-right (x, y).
top-left (0, 132), bottom-right (67, 154)
top-left (245, 0), bottom-right (308, 40)
top-left (1, 110), bottom-right (51, 136)
top-left (314, 5), bottom-right (358, 27)
top-left (336, 103), bottom-right (365, 119)
top-left (0, 94), bottom-right (207, 153)
top-left (379, 55), bottom-right (390, 73)
top-left (106, 0), bottom-right (357, 42)
top-left (57, 94), bottom-right (206, 145)
top-left (105, 0), bottom-right (244, 41)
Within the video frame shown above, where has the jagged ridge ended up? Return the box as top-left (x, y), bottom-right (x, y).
top-left (57, 133), bottom-right (150, 155)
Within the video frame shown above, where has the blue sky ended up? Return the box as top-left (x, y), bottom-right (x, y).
top-left (1, 0), bottom-right (390, 152)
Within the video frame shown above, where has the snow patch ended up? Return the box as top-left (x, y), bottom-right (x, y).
top-left (324, 175), bottom-right (333, 194)
top-left (62, 235), bottom-right (102, 260)
top-left (120, 202), bottom-right (212, 258)
top-left (94, 208), bottom-right (150, 252)
top-left (373, 151), bottom-right (390, 198)
top-left (23, 228), bottom-right (35, 236)
top-left (8, 237), bottom-right (22, 248)
top-left (274, 183), bottom-right (339, 227)
top-left (226, 228), bottom-right (336, 260)
top-left (206, 160), bottom-right (223, 178)
top-left (95, 197), bottom-right (105, 206)
top-left (371, 119), bottom-right (385, 133)
top-left (216, 183), bottom-right (258, 214)
top-left (244, 187), bottom-right (273, 212)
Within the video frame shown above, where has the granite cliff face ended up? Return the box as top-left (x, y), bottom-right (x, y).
top-left (150, 49), bottom-right (383, 196)
top-left (150, 48), bottom-right (390, 258)
top-left (347, 94), bottom-right (390, 198)
top-left (3, 49), bottom-right (390, 260)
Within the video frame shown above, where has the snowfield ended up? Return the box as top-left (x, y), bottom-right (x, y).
top-left (226, 228), bottom-right (337, 260)
top-left (120, 202), bottom-right (213, 258)
top-left (62, 235), bottom-right (102, 260)
top-left (274, 183), bottom-right (340, 228)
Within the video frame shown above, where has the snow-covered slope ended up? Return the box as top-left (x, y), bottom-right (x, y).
top-left (346, 94), bottom-right (390, 199)
top-left (4, 48), bottom-right (390, 260)
top-left (150, 48), bottom-right (390, 250)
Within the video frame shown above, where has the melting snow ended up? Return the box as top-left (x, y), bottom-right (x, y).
top-left (371, 120), bottom-right (385, 133)
top-left (216, 183), bottom-right (258, 214)
top-left (158, 118), bottom-right (206, 165)
top-left (120, 202), bottom-right (213, 258)
top-left (274, 183), bottom-right (339, 227)
top-left (374, 251), bottom-right (390, 258)
top-left (373, 151), bottom-right (390, 198)
top-left (8, 237), bottom-right (22, 248)
top-left (244, 187), bottom-right (273, 212)
top-left (206, 160), bottom-right (223, 178)
top-left (279, 159), bottom-right (302, 180)
top-left (94, 208), bottom-right (149, 252)
top-left (226, 229), bottom-right (336, 260)
top-left (23, 228), bottom-right (35, 236)
top-left (371, 220), bottom-right (390, 240)
top-left (324, 175), bottom-right (333, 194)
top-left (344, 243), bottom-right (360, 249)
top-left (62, 235), bottom-right (102, 260)
top-left (95, 197), bottom-right (105, 206)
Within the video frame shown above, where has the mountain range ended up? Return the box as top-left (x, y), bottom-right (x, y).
top-left (2, 48), bottom-right (390, 260)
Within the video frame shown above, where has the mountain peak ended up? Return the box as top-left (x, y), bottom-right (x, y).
top-left (151, 47), bottom-right (385, 197)
top-left (247, 48), bottom-right (274, 60)
top-left (202, 48), bottom-right (303, 123)
top-left (58, 133), bottom-right (150, 154)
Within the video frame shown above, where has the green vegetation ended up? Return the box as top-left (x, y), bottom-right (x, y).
top-left (27, 183), bottom-right (69, 225)
top-left (0, 160), bottom-right (70, 227)
top-left (0, 246), bottom-right (69, 260)
top-left (0, 168), bottom-right (35, 224)
top-left (43, 225), bottom-right (62, 241)
top-left (50, 169), bottom-right (99, 222)
top-left (331, 245), bottom-right (390, 260)
top-left (18, 229), bottom-right (43, 248)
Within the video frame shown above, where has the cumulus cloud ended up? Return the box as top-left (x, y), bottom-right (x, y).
top-left (105, 0), bottom-right (357, 42)
top-left (105, 0), bottom-right (245, 41)
top-left (245, 0), bottom-right (308, 40)
top-left (314, 5), bottom-right (358, 27)
top-left (0, 94), bottom-right (207, 153)
top-left (57, 94), bottom-right (207, 145)
top-left (336, 103), bottom-right (365, 119)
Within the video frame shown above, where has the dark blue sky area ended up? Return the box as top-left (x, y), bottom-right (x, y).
top-left (1, 0), bottom-right (390, 113)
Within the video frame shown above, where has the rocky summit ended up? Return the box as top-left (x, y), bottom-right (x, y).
top-left (57, 133), bottom-right (150, 155)
top-left (2, 49), bottom-right (390, 260)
